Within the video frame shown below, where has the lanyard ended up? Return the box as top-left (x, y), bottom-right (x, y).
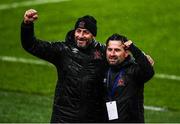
top-left (107, 68), bottom-right (124, 99)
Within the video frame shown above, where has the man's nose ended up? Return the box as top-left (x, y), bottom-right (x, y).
top-left (78, 31), bottom-right (84, 37)
top-left (110, 50), bottom-right (115, 56)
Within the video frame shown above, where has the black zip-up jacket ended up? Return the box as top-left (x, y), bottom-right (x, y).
top-left (21, 22), bottom-right (107, 123)
top-left (104, 44), bottom-right (154, 123)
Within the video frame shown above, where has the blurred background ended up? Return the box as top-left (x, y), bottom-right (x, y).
top-left (0, 0), bottom-right (180, 122)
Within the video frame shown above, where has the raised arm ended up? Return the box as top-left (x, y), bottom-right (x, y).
top-left (124, 40), bottom-right (154, 83)
top-left (21, 9), bottom-right (64, 64)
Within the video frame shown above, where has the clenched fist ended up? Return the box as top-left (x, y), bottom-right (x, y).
top-left (24, 9), bottom-right (38, 24)
top-left (123, 40), bottom-right (133, 50)
top-left (123, 40), bottom-right (154, 66)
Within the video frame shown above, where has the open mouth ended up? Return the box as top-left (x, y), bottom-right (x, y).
top-left (78, 40), bottom-right (85, 43)
top-left (108, 57), bottom-right (117, 62)
top-left (77, 39), bottom-right (87, 42)
top-left (109, 59), bottom-right (116, 62)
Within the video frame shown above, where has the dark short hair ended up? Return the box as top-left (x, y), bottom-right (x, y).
top-left (106, 33), bottom-right (128, 46)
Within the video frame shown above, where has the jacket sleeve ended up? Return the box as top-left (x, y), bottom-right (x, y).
top-left (21, 22), bottom-right (64, 64)
top-left (129, 44), bottom-right (155, 83)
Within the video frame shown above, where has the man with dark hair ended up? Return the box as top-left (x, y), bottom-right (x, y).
top-left (21, 9), bottom-right (107, 123)
top-left (104, 33), bottom-right (154, 123)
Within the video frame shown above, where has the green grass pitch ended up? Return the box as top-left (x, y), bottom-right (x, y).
top-left (0, 0), bottom-right (180, 122)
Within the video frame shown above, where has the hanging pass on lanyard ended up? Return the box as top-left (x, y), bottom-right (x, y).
top-left (106, 68), bottom-right (124, 120)
top-left (106, 101), bottom-right (118, 120)
top-left (107, 68), bottom-right (124, 99)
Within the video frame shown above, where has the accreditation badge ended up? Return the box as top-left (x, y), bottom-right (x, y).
top-left (106, 101), bottom-right (118, 120)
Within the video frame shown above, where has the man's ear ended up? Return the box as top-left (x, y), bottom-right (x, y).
top-left (125, 50), bottom-right (130, 58)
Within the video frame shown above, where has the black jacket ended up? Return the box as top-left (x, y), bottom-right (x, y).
top-left (104, 44), bottom-right (154, 123)
top-left (21, 22), bottom-right (107, 122)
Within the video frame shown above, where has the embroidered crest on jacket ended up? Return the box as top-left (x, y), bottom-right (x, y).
top-left (93, 50), bottom-right (102, 59)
